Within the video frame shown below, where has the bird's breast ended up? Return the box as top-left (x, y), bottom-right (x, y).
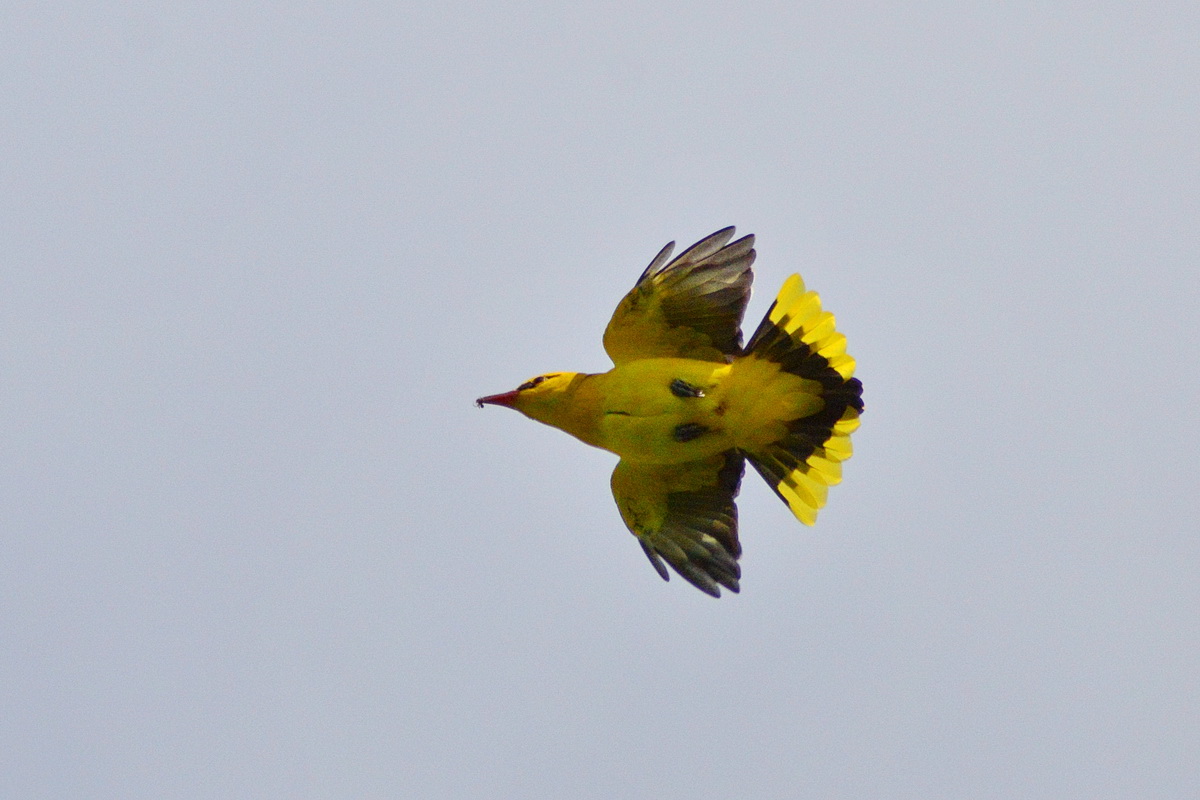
top-left (592, 359), bottom-right (734, 464)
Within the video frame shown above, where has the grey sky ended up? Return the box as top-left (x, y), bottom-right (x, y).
top-left (3, 3), bottom-right (1198, 798)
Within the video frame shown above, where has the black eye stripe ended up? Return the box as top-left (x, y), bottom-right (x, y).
top-left (517, 375), bottom-right (549, 391)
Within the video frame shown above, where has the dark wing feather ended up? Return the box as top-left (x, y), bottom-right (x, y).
top-left (603, 228), bottom-right (755, 365)
top-left (610, 452), bottom-right (745, 597)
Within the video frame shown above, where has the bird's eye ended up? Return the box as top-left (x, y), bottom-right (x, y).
top-left (516, 374), bottom-right (560, 391)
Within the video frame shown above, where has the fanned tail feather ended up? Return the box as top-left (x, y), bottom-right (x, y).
top-left (741, 275), bottom-right (863, 524)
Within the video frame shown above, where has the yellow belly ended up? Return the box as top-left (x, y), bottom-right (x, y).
top-left (591, 359), bottom-right (732, 464)
top-left (589, 356), bottom-right (825, 464)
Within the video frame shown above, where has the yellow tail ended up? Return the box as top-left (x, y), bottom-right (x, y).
top-left (740, 274), bottom-right (863, 525)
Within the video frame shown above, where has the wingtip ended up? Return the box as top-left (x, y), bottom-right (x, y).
top-left (701, 579), bottom-right (739, 598)
top-left (638, 239), bottom-right (676, 282)
top-left (640, 541), bottom-right (671, 582)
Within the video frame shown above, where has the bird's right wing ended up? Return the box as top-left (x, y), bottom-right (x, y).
top-left (610, 452), bottom-right (745, 597)
top-left (602, 228), bottom-right (755, 365)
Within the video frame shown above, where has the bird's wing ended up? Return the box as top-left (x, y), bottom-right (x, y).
top-left (603, 227), bottom-right (755, 365)
top-left (610, 451), bottom-right (745, 597)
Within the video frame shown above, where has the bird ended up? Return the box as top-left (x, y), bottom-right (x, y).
top-left (477, 227), bottom-right (863, 597)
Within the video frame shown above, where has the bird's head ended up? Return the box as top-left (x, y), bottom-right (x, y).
top-left (476, 372), bottom-right (585, 427)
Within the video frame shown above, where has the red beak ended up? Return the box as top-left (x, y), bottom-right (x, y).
top-left (476, 390), bottom-right (519, 409)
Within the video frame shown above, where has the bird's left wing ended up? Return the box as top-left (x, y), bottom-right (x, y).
top-left (610, 451), bottom-right (745, 597)
top-left (603, 227), bottom-right (755, 365)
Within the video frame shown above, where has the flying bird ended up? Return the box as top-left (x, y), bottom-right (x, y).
top-left (477, 227), bottom-right (863, 596)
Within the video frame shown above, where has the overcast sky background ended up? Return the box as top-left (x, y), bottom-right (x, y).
top-left (4, 3), bottom-right (1199, 798)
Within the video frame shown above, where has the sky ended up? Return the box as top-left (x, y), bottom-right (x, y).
top-left (3, 3), bottom-right (1199, 798)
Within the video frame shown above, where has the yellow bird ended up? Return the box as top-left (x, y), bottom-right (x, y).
top-left (477, 227), bottom-right (863, 596)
